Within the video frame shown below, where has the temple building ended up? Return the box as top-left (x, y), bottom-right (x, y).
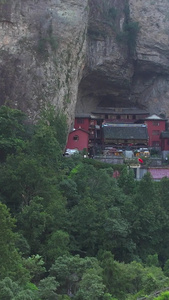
top-left (66, 128), bottom-right (89, 152)
top-left (102, 123), bottom-right (148, 149)
top-left (66, 99), bottom-right (169, 158)
top-left (144, 114), bottom-right (166, 148)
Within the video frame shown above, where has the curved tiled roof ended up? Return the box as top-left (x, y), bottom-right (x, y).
top-left (145, 114), bottom-right (164, 120)
top-left (103, 124), bottom-right (148, 140)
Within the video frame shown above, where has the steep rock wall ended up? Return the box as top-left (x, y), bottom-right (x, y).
top-left (77, 0), bottom-right (169, 119)
top-left (0, 0), bottom-right (88, 125)
top-left (130, 0), bottom-right (169, 117)
top-left (1, 0), bottom-right (169, 124)
top-left (76, 0), bottom-right (134, 114)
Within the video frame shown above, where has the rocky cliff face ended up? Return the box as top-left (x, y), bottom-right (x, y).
top-left (130, 0), bottom-right (169, 117)
top-left (0, 0), bottom-right (88, 125)
top-left (1, 0), bottom-right (169, 124)
top-left (77, 0), bottom-right (169, 119)
top-left (77, 0), bottom-right (133, 114)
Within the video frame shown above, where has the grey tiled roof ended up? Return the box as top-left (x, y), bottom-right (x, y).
top-left (103, 125), bottom-right (148, 140)
top-left (145, 114), bottom-right (163, 120)
top-left (75, 113), bottom-right (91, 118)
top-left (92, 108), bottom-right (149, 115)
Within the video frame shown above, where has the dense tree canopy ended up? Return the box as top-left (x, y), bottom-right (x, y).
top-left (1, 105), bottom-right (169, 299)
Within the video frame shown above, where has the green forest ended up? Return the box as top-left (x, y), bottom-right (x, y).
top-left (1, 105), bottom-right (169, 300)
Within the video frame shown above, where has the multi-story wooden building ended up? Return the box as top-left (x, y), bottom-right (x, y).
top-left (144, 114), bottom-right (166, 148)
top-left (102, 123), bottom-right (148, 149)
top-left (66, 128), bottom-right (89, 152)
top-left (66, 107), bottom-right (150, 154)
top-left (66, 104), bottom-right (169, 156)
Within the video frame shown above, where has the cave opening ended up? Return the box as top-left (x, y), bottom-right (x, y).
top-left (75, 70), bottom-right (145, 116)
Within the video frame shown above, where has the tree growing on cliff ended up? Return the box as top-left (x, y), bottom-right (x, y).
top-left (116, 2), bottom-right (140, 55)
